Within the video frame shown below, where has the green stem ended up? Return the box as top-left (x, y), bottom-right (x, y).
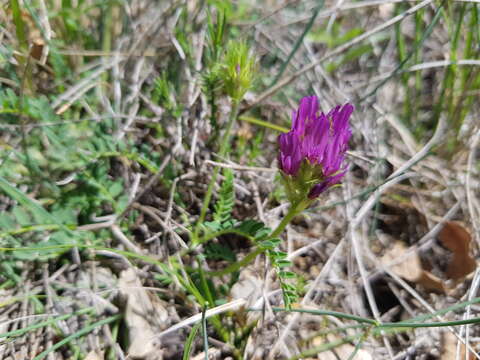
top-left (239, 115), bottom-right (289, 133)
top-left (208, 201), bottom-right (303, 276)
top-left (196, 257), bottom-right (230, 343)
top-left (377, 317), bottom-right (480, 330)
top-left (193, 229), bottom-right (255, 252)
top-left (208, 247), bottom-right (263, 276)
top-left (268, 307), bottom-right (377, 325)
top-left (270, 202), bottom-right (303, 238)
top-left (201, 306), bottom-right (209, 360)
top-left (193, 100), bottom-right (241, 241)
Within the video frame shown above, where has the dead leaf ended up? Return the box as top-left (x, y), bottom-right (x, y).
top-left (417, 271), bottom-right (445, 293)
top-left (381, 241), bottom-right (444, 293)
top-left (30, 39), bottom-right (45, 61)
top-left (383, 242), bottom-right (422, 281)
top-left (439, 222), bottom-right (477, 281)
top-left (440, 331), bottom-right (475, 360)
top-left (119, 268), bottom-right (169, 359)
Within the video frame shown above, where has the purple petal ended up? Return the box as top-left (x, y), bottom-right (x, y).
top-left (278, 133), bottom-right (302, 175)
top-left (307, 181), bottom-right (329, 199)
top-left (307, 170), bottom-right (347, 198)
top-left (278, 96), bottom-right (353, 197)
top-left (292, 96), bottom-right (319, 136)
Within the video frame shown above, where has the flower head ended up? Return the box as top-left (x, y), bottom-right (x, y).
top-left (222, 41), bottom-right (256, 102)
top-left (278, 96), bottom-right (353, 202)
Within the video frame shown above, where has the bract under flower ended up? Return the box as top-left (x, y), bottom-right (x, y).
top-left (278, 96), bottom-right (353, 202)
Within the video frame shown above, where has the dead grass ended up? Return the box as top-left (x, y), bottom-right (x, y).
top-left (0, 0), bottom-right (480, 359)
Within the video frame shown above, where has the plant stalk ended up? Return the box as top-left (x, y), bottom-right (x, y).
top-left (208, 201), bottom-right (303, 276)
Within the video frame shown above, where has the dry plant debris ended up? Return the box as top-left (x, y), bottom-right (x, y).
top-left (440, 332), bottom-right (475, 360)
top-left (439, 221), bottom-right (477, 282)
top-left (313, 334), bottom-right (373, 360)
top-left (119, 268), bottom-right (169, 359)
top-left (1, 0), bottom-right (480, 359)
top-left (381, 241), bottom-right (445, 293)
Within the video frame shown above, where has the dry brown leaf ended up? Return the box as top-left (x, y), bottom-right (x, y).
top-left (439, 222), bottom-right (477, 281)
top-left (440, 332), bottom-right (475, 360)
top-left (417, 271), bottom-right (445, 293)
top-left (382, 242), bottom-right (444, 292)
top-left (119, 268), bottom-right (169, 360)
top-left (382, 242), bottom-right (422, 281)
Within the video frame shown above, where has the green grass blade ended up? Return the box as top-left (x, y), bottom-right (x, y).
top-left (347, 338), bottom-right (366, 360)
top-left (33, 314), bottom-right (121, 360)
top-left (0, 176), bottom-right (58, 225)
top-left (0, 307), bottom-right (93, 340)
top-left (9, 0), bottom-right (28, 50)
top-left (360, 2), bottom-right (444, 102)
top-left (270, 0), bottom-right (325, 87)
top-left (239, 115), bottom-right (289, 133)
top-left (183, 323), bottom-right (201, 360)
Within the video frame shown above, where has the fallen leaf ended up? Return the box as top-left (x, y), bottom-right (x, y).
top-left (381, 241), bottom-right (444, 293)
top-left (383, 242), bottom-right (422, 281)
top-left (417, 271), bottom-right (446, 293)
top-left (439, 222), bottom-right (477, 281)
top-left (440, 331), bottom-right (475, 360)
top-left (119, 268), bottom-right (169, 359)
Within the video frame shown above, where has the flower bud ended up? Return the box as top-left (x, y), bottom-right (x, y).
top-left (221, 41), bottom-right (256, 102)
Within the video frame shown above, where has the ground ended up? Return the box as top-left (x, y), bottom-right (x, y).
top-left (0, 0), bottom-right (480, 359)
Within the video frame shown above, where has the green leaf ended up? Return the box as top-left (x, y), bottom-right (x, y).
top-left (203, 221), bottom-right (222, 232)
top-left (254, 226), bottom-right (270, 240)
top-left (0, 213), bottom-right (15, 230)
top-left (236, 219), bottom-right (266, 236)
top-left (279, 271), bottom-right (296, 279)
top-left (276, 259), bottom-right (292, 268)
top-left (12, 206), bottom-right (31, 226)
top-left (0, 177), bottom-right (57, 225)
top-left (109, 182), bottom-right (123, 197)
top-left (281, 283), bottom-right (296, 291)
top-left (213, 168), bottom-right (235, 224)
top-left (271, 251), bottom-right (288, 259)
top-left (204, 242), bottom-right (236, 262)
top-left (12, 231), bottom-right (76, 261)
top-left (259, 238), bottom-right (281, 250)
top-left (183, 322), bottom-right (201, 360)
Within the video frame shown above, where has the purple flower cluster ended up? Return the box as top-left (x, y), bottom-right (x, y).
top-left (278, 96), bottom-right (353, 199)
